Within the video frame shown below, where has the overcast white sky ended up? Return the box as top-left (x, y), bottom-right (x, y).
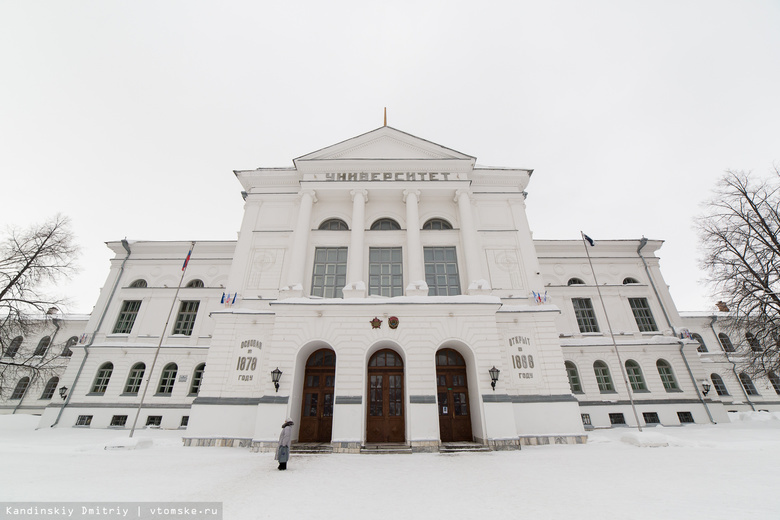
top-left (1, 1), bottom-right (778, 314)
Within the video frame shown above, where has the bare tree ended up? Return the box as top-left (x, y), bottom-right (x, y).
top-left (0, 215), bottom-right (79, 395)
top-left (697, 168), bottom-right (780, 376)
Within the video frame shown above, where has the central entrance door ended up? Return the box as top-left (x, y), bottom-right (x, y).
top-left (436, 348), bottom-right (473, 442)
top-left (298, 349), bottom-right (335, 443)
top-left (366, 349), bottom-right (405, 443)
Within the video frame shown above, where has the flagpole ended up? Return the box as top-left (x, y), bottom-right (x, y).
top-left (129, 241), bottom-right (196, 438)
top-left (580, 232), bottom-right (643, 432)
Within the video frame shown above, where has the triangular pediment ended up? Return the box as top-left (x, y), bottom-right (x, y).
top-left (294, 126), bottom-right (475, 164)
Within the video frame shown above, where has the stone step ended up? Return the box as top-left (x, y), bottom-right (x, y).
top-left (290, 443), bottom-right (333, 454)
top-left (360, 443), bottom-right (413, 454)
top-left (439, 442), bottom-right (491, 453)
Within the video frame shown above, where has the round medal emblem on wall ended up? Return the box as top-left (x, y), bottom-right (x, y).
top-left (388, 316), bottom-right (399, 329)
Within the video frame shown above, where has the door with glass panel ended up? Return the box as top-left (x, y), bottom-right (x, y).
top-left (298, 349), bottom-right (335, 443)
top-left (366, 349), bottom-right (405, 443)
top-left (436, 349), bottom-right (472, 442)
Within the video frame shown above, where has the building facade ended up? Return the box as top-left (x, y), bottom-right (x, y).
top-left (28, 126), bottom-right (780, 449)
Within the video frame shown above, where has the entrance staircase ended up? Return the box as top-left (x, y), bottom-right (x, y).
top-left (290, 442), bottom-right (333, 454)
top-left (439, 442), bottom-right (491, 453)
top-left (360, 443), bottom-right (413, 454)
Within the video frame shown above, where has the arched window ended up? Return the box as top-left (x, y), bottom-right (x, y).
top-left (368, 350), bottom-right (403, 367)
top-left (61, 336), bottom-right (78, 357)
top-left (11, 377), bottom-right (30, 400)
top-left (567, 278), bottom-right (586, 286)
top-left (422, 218), bottom-right (453, 230)
top-left (593, 361), bottom-right (614, 392)
top-left (41, 377), bottom-right (59, 400)
top-left (308, 350), bottom-right (336, 367)
top-left (718, 333), bottom-right (735, 352)
top-left (710, 373), bottom-right (729, 396)
top-left (370, 218), bottom-right (401, 231)
top-left (622, 277), bottom-right (640, 284)
top-left (318, 219), bottom-right (349, 231)
top-left (91, 362), bottom-right (114, 394)
top-left (186, 279), bottom-right (204, 288)
top-left (739, 373), bottom-right (759, 396)
top-left (745, 332), bottom-right (762, 351)
top-left (436, 349), bottom-right (466, 367)
top-left (189, 363), bottom-right (206, 395)
top-left (5, 336), bottom-right (23, 358)
top-left (564, 361), bottom-right (582, 393)
top-left (129, 279), bottom-right (147, 288)
top-left (691, 333), bottom-right (707, 353)
top-left (656, 359), bottom-right (680, 391)
top-left (157, 363), bottom-right (178, 395)
top-left (124, 363), bottom-right (146, 395)
top-left (625, 360), bottom-right (647, 391)
top-left (34, 336), bottom-right (51, 356)
top-left (768, 372), bottom-right (780, 395)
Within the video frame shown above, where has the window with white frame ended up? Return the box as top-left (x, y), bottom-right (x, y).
top-left (172, 301), bottom-right (199, 336)
top-left (129, 279), bottom-right (147, 288)
top-left (370, 218), bottom-right (401, 230)
top-left (572, 298), bottom-right (599, 333)
top-left (90, 362), bottom-right (114, 394)
top-left (157, 363), bottom-right (178, 395)
top-left (311, 247), bottom-right (347, 298)
top-left (718, 333), bottom-right (735, 352)
top-left (581, 414), bottom-right (591, 426)
top-left (180, 416), bottom-right (190, 427)
top-left (146, 416), bottom-right (162, 427)
top-left (33, 336), bottom-right (51, 356)
top-left (677, 411), bottom-right (694, 423)
top-left (186, 279), bottom-right (204, 288)
top-left (124, 362), bottom-right (146, 395)
top-left (656, 359), bottom-right (680, 391)
top-left (687, 333), bottom-right (706, 352)
top-left (593, 361), bottom-right (615, 393)
top-left (422, 218), bottom-right (453, 230)
top-left (567, 278), bottom-right (585, 286)
top-left (739, 372), bottom-right (760, 396)
top-left (609, 413), bottom-right (626, 425)
top-left (369, 247), bottom-right (403, 297)
top-left (189, 363), bottom-right (205, 395)
top-left (4, 336), bottom-right (23, 357)
top-left (113, 300), bottom-right (142, 334)
top-left (424, 247), bottom-right (460, 296)
top-left (11, 377), bottom-right (30, 399)
top-left (75, 415), bottom-right (93, 426)
top-left (40, 377), bottom-right (59, 400)
top-left (61, 336), bottom-right (78, 357)
top-left (643, 412), bottom-right (660, 424)
top-left (710, 373), bottom-right (730, 396)
top-left (622, 277), bottom-right (640, 284)
top-left (629, 298), bottom-right (658, 332)
top-left (318, 218), bottom-right (349, 230)
top-left (110, 415), bottom-right (128, 427)
top-left (565, 361), bottom-right (583, 393)
top-left (625, 360), bottom-right (648, 391)
top-left (768, 372), bottom-right (780, 395)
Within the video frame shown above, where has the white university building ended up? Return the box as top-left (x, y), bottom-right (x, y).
top-left (5, 125), bottom-right (780, 451)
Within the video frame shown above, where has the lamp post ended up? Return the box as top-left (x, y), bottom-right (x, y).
top-left (489, 366), bottom-right (500, 391)
top-left (271, 368), bottom-right (282, 393)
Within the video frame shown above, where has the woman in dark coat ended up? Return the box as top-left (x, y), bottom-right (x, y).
top-left (275, 418), bottom-right (294, 470)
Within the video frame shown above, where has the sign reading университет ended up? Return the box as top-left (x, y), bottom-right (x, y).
top-left (1, 503), bottom-right (222, 520)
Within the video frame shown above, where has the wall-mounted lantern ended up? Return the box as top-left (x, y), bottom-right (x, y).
top-left (489, 366), bottom-right (500, 391)
top-left (271, 368), bottom-right (283, 393)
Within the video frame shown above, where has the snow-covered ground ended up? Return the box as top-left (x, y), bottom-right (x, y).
top-left (2, 413), bottom-right (779, 519)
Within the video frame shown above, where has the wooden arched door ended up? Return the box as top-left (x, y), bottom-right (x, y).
top-left (366, 349), bottom-right (405, 443)
top-left (298, 349), bottom-right (336, 443)
top-left (436, 348), bottom-right (472, 442)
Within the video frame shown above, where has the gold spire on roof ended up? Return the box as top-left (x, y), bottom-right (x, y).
top-left (384, 107), bottom-right (387, 126)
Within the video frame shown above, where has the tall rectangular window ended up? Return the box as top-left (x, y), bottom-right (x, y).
top-left (173, 301), bottom-right (199, 336)
top-left (369, 247), bottom-right (403, 297)
top-left (629, 297), bottom-right (658, 332)
top-left (572, 298), bottom-right (599, 333)
top-left (311, 247), bottom-right (347, 298)
top-left (113, 300), bottom-right (141, 334)
top-left (424, 247), bottom-right (460, 296)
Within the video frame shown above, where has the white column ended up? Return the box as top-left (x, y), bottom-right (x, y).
top-left (403, 189), bottom-right (427, 296)
top-left (281, 189), bottom-right (316, 298)
top-left (455, 189), bottom-right (490, 294)
top-left (344, 189), bottom-right (367, 298)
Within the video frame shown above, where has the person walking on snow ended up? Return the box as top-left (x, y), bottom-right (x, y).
top-left (275, 418), bottom-right (294, 470)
